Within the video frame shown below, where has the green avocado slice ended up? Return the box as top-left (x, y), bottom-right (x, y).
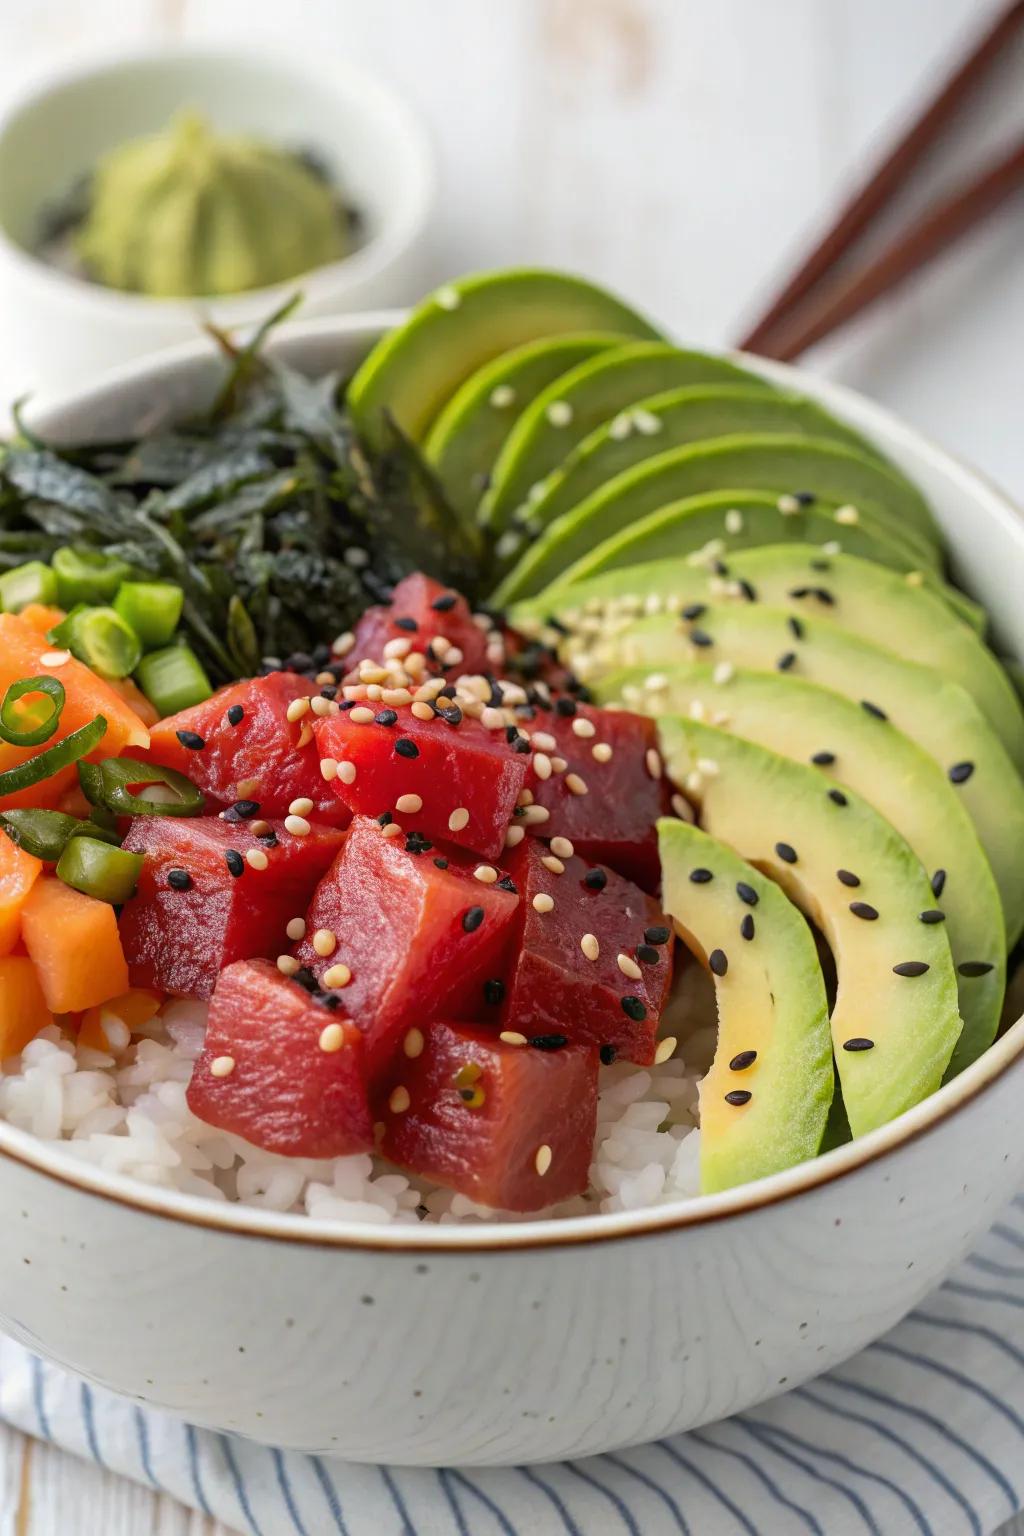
top-left (572, 603), bottom-right (1024, 944)
top-left (479, 342), bottom-right (774, 534)
top-left (422, 331), bottom-right (623, 523)
top-left (659, 719), bottom-right (963, 1137)
top-left (511, 543), bottom-right (1007, 751)
top-left (491, 435), bottom-right (942, 602)
top-left (658, 818), bottom-right (834, 1191)
top-left (629, 667), bottom-right (1005, 1075)
top-left (347, 269), bottom-right (662, 449)
top-left (515, 383), bottom-right (892, 539)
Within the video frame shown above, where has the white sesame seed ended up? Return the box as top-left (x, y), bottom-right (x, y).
top-left (550, 836), bottom-right (575, 859)
top-left (535, 1144), bottom-right (553, 1176)
top-left (500, 1030), bottom-right (528, 1046)
top-left (320, 757), bottom-right (339, 781)
top-left (250, 820), bottom-right (270, 837)
top-left (522, 804), bottom-right (551, 824)
top-left (541, 855), bottom-right (565, 875)
top-left (654, 1036), bottom-right (678, 1065)
top-left (411, 701), bottom-right (435, 721)
top-left (823, 539), bottom-right (842, 555)
top-left (447, 806), bottom-right (470, 833)
top-left (479, 706), bottom-right (506, 731)
top-left (713, 661), bottom-right (735, 685)
top-left (905, 570), bottom-right (925, 587)
top-left (777, 493), bottom-right (800, 515)
top-left (236, 779), bottom-right (260, 799)
top-left (532, 893), bottom-right (555, 914)
top-left (404, 1028), bottom-right (425, 1059)
top-left (338, 760), bottom-right (357, 785)
top-left (725, 508), bottom-right (745, 534)
top-left (609, 412), bottom-right (633, 440)
top-left (345, 546), bottom-right (370, 568)
top-left (571, 717), bottom-right (596, 738)
top-left (277, 954), bottom-right (300, 976)
top-left (39, 650), bottom-right (70, 668)
top-left (382, 687), bottom-right (413, 706)
top-left (286, 697), bottom-right (311, 723)
top-left (395, 793), bottom-right (423, 815)
top-left (297, 724), bottom-right (314, 749)
top-left (490, 384), bottom-right (516, 408)
top-left (551, 755), bottom-right (569, 773)
top-left (685, 770), bottom-right (704, 795)
top-left (504, 824), bottom-right (526, 847)
top-left (592, 742), bottom-right (613, 763)
top-left (517, 788), bottom-right (534, 807)
top-left (309, 696), bottom-right (333, 718)
top-left (312, 928), bottom-right (337, 958)
top-left (474, 865), bottom-right (498, 884)
top-left (210, 1055), bottom-right (235, 1078)
top-left (319, 1023), bottom-right (346, 1053)
top-left (545, 400), bottom-right (573, 427)
top-left (349, 706), bottom-right (375, 724)
top-left (245, 848), bottom-right (269, 871)
top-left (289, 798), bottom-right (314, 817)
top-left (286, 918), bottom-right (306, 942)
top-left (315, 670), bottom-right (336, 687)
top-left (581, 932), bottom-right (600, 961)
top-left (531, 731), bottom-right (557, 752)
top-left (533, 752), bottom-right (553, 781)
top-left (645, 748), bottom-right (663, 779)
top-left (389, 1085), bottom-right (412, 1113)
top-left (332, 631), bottom-right (355, 657)
top-left (565, 773), bottom-right (588, 796)
top-left (835, 504), bottom-right (860, 525)
top-left (645, 673), bottom-right (669, 693)
top-left (632, 408), bottom-right (662, 436)
top-left (383, 637), bottom-right (412, 660)
top-left (284, 815), bottom-right (311, 837)
top-left (435, 284), bottom-right (461, 310)
top-left (343, 684), bottom-right (368, 700)
top-left (618, 952), bottom-right (643, 979)
top-left (381, 822), bottom-right (402, 838)
top-left (322, 963), bottom-right (352, 988)
top-left (671, 793), bottom-right (694, 822)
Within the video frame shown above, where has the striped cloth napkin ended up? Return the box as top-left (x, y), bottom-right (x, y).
top-left (4, 1195), bottom-right (1024, 1536)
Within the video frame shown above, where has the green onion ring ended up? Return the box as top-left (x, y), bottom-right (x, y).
top-left (90, 757), bottom-right (205, 818)
top-left (0, 715), bottom-right (107, 799)
top-left (0, 676), bottom-right (66, 748)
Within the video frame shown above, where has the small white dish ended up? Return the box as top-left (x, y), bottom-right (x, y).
top-left (0, 46), bottom-right (435, 402)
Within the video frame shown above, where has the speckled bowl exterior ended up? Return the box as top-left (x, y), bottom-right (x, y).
top-left (2, 320), bottom-right (1021, 1466)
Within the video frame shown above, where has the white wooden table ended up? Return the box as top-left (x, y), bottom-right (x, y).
top-left (0, 0), bottom-right (1021, 1529)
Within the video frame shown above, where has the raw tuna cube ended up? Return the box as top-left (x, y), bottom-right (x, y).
top-left (120, 816), bottom-right (345, 998)
top-left (379, 1021), bottom-right (598, 1211)
top-left (348, 573), bottom-right (496, 677)
top-left (316, 705), bottom-right (527, 861)
top-left (293, 815), bottom-right (519, 1078)
top-left (146, 672), bottom-right (347, 823)
top-left (502, 838), bottom-right (673, 1064)
top-left (187, 959), bottom-right (372, 1157)
top-left (524, 699), bottom-right (670, 891)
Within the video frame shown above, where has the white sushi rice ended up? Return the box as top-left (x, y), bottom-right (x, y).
top-left (0, 983), bottom-right (715, 1225)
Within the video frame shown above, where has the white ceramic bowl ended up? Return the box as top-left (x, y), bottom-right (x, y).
top-left (0, 48), bottom-right (435, 403)
top-left (4, 320), bottom-right (1023, 1467)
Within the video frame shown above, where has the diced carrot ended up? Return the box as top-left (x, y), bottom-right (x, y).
top-left (106, 675), bottom-right (160, 728)
top-left (18, 603), bottom-right (66, 636)
top-left (20, 877), bottom-right (129, 1013)
top-left (0, 614), bottom-right (151, 812)
top-left (0, 834), bottom-right (42, 955)
top-left (0, 956), bottom-right (52, 1058)
top-left (79, 988), bottom-right (161, 1051)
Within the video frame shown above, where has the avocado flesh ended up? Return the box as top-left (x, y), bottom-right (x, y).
top-left (480, 342), bottom-right (774, 535)
top-left (628, 667), bottom-right (1005, 1075)
top-left (572, 603), bottom-right (1024, 944)
top-left (347, 269), bottom-right (662, 449)
top-left (491, 435), bottom-right (942, 602)
top-left (511, 543), bottom-right (1005, 750)
top-left (517, 384), bottom-right (892, 538)
top-left (423, 331), bottom-right (622, 523)
top-left (659, 720), bottom-right (963, 1137)
top-left (658, 818), bottom-right (834, 1191)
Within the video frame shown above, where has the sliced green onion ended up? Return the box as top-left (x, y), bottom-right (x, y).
top-left (52, 547), bottom-right (131, 608)
top-left (0, 808), bottom-right (81, 860)
top-left (49, 606), bottom-right (142, 679)
top-left (135, 644), bottom-right (213, 716)
top-left (56, 836), bottom-right (143, 904)
top-left (0, 676), bottom-right (65, 747)
top-left (0, 561), bottom-right (59, 614)
top-left (113, 581), bottom-right (184, 650)
top-left (84, 756), bottom-right (205, 818)
top-left (0, 714), bottom-right (106, 799)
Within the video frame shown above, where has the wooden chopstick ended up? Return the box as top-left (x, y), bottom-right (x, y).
top-left (737, 0), bottom-right (1024, 354)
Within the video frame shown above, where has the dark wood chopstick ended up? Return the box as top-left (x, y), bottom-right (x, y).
top-left (737, 0), bottom-right (1024, 354)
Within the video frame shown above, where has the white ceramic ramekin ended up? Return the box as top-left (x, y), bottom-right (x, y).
top-left (0, 48), bottom-right (435, 402)
top-left (2, 319), bottom-right (1021, 1466)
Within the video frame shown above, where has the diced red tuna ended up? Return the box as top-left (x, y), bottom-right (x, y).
top-left (120, 816), bottom-right (346, 998)
top-left (315, 705), bottom-right (527, 862)
top-left (145, 672), bottom-right (348, 823)
top-left (187, 959), bottom-right (372, 1157)
top-left (378, 1021), bottom-right (598, 1211)
top-left (292, 815), bottom-right (520, 1079)
top-left (524, 699), bottom-right (671, 891)
top-left (347, 572), bottom-right (494, 677)
top-left (502, 838), bottom-right (673, 1064)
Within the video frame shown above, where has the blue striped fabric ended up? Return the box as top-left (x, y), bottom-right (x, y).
top-left (4, 1199), bottom-right (1024, 1536)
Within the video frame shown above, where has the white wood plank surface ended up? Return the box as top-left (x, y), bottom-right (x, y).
top-left (0, 0), bottom-right (1021, 1529)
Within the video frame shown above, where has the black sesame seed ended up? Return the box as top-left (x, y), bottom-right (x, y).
top-left (849, 901), bottom-right (879, 921)
top-left (689, 867), bottom-right (714, 884)
top-left (224, 799), bottom-right (260, 821)
top-left (584, 869), bottom-right (608, 891)
top-left (729, 1050), bottom-right (757, 1071)
top-left (285, 651), bottom-right (313, 674)
top-left (810, 558), bottom-right (830, 571)
top-left (374, 709), bottom-right (398, 726)
top-left (377, 812), bottom-right (393, 826)
top-left (431, 593), bottom-right (457, 612)
top-left (462, 906), bottom-right (485, 932)
top-left (931, 868), bottom-right (947, 898)
top-left (439, 684), bottom-right (457, 699)
top-left (545, 615), bottom-right (570, 636)
top-left (440, 706), bottom-right (463, 726)
top-left (681, 602), bottom-right (706, 621)
top-left (225, 850), bottom-right (244, 878)
top-left (293, 967), bottom-right (318, 992)
top-left (511, 735), bottom-right (531, 753)
top-left (958, 960), bottom-right (995, 977)
top-left (320, 685), bottom-right (338, 701)
top-left (257, 830), bottom-right (278, 847)
top-left (599, 1044), bottom-right (618, 1066)
top-left (787, 615), bottom-right (805, 640)
top-left (636, 943), bottom-right (660, 965)
top-left (176, 730), bottom-right (205, 751)
top-left (226, 705), bottom-right (245, 727)
top-left (795, 491), bottom-right (816, 506)
top-left (167, 868), bottom-right (192, 891)
top-left (709, 948), bottom-right (728, 976)
top-left (530, 1034), bottom-right (568, 1051)
top-left (313, 990), bottom-right (341, 1010)
top-left (737, 578), bottom-right (757, 602)
top-left (644, 925), bottom-right (671, 945)
top-left (919, 909), bottom-right (946, 924)
top-left (483, 979), bottom-right (506, 1007)
top-left (394, 616), bottom-right (418, 632)
top-left (842, 1037), bottom-right (875, 1052)
top-left (689, 628), bottom-right (714, 648)
top-left (621, 996), bottom-right (647, 1022)
top-left (555, 697), bottom-right (578, 717)
top-left (861, 701), bottom-right (888, 721)
top-left (948, 761), bottom-right (975, 784)
top-left (736, 881), bottom-right (759, 906)
top-left (775, 842), bottom-right (797, 864)
top-left (836, 869), bottom-right (860, 887)
top-left (893, 961), bottom-right (930, 977)
top-left (740, 913), bottom-right (755, 941)
top-left (725, 1090), bottom-right (752, 1106)
top-left (395, 738), bottom-right (419, 759)
top-left (777, 650), bottom-right (797, 671)
top-left (459, 1088), bottom-right (477, 1102)
top-left (813, 587), bottom-right (835, 605)
top-left (339, 699), bottom-right (357, 711)
top-left (433, 857), bottom-right (449, 870)
top-left (789, 586), bottom-right (811, 599)
top-left (828, 788), bottom-right (848, 807)
top-left (811, 750), bottom-right (836, 766)
top-left (496, 875), bottom-right (518, 893)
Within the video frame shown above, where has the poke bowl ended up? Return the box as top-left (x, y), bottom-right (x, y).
top-left (0, 272), bottom-right (1020, 1466)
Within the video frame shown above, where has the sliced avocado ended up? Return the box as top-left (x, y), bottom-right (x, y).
top-left (659, 719), bottom-right (963, 1137)
top-left (518, 384), bottom-right (891, 538)
top-left (479, 342), bottom-right (774, 534)
top-left (347, 269), bottom-right (662, 449)
top-left (422, 331), bottom-right (622, 522)
top-left (573, 602), bottom-right (1024, 944)
top-left (491, 435), bottom-right (942, 602)
top-left (658, 817), bottom-right (833, 1191)
top-left (511, 543), bottom-right (1006, 748)
top-left (634, 667), bottom-right (1005, 1074)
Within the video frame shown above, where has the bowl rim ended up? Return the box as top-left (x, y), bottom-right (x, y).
top-left (11, 311), bottom-right (1024, 1254)
top-left (0, 40), bottom-right (436, 318)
